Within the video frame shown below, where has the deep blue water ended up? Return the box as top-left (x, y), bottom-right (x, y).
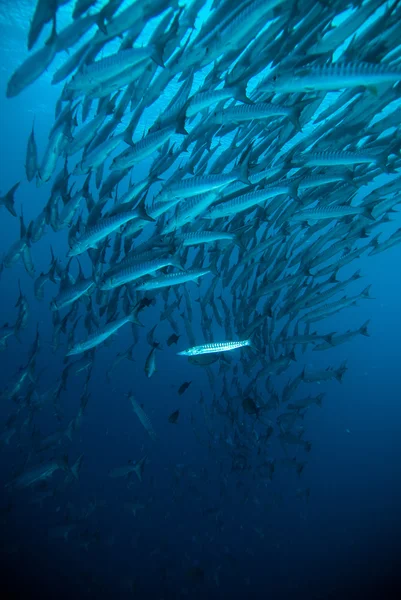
top-left (1, 2), bottom-right (401, 599)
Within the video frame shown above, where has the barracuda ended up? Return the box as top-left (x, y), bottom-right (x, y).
top-left (67, 211), bottom-right (144, 257)
top-left (262, 62), bottom-right (401, 93)
top-left (289, 204), bottom-right (374, 223)
top-left (136, 269), bottom-right (212, 291)
top-left (100, 256), bottom-right (183, 291)
top-left (204, 183), bottom-right (297, 219)
top-left (66, 309), bottom-right (141, 356)
top-left (212, 102), bottom-right (301, 130)
top-left (177, 339), bottom-right (252, 356)
top-left (67, 46), bottom-right (164, 93)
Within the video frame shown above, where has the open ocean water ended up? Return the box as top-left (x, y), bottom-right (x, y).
top-left (0, 1), bottom-right (401, 599)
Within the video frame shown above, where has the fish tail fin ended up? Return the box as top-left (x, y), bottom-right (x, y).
top-left (233, 233), bottom-right (246, 250)
top-left (171, 255), bottom-right (185, 271)
top-left (175, 110), bottom-right (188, 135)
top-left (236, 146), bottom-right (251, 185)
top-left (369, 234), bottom-right (380, 251)
top-left (324, 332), bottom-right (335, 345)
top-left (134, 456), bottom-right (147, 482)
top-left (289, 107), bottom-right (302, 132)
top-left (362, 205), bottom-right (376, 221)
top-left (376, 154), bottom-right (394, 174)
top-left (71, 454), bottom-right (84, 480)
top-left (316, 393), bottom-right (324, 408)
top-left (231, 84), bottom-right (252, 105)
top-left (288, 181), bottom-right (301, 202)
top-left (359, 320), bottom-right (370, 337)
top-left (150, 42), bottom-right (165, 68)
top-left (361, 284), bottom-right (374, 299)
top-left (135, 201), bottom-right (155, 223)
top-left (123, 121), bottom-right (135, 147)
top-left (1, 182), bottom-right (20, 217)
top-left (336, 361), bottom-right (348, 383)
top-left (128, 303), bottom-right (143, 327)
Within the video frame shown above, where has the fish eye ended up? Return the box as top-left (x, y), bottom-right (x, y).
top-left (272, 75), bottom-right (277, 81)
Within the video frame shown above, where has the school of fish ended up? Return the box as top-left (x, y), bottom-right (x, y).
top-left (1, 0), bottom-right (401, 592)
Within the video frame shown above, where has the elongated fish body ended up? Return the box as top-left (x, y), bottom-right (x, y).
top-left (178, 231), bottom-right (235, 246)
top-left (52, 42), bottom-right (92, 85)
top-left (66, 312), bottom-right (139, 356)
top-left (37, 128), bottom-right (67, 185)
top-left (68, 212), bottom-right (139, 257)
top-left (262, 62), bottom-right (401, 93)
top-left (77, 134), bottom-right (124, 173)
top-left (6, 31), bottom-right (58, 97)
top-left (111, 126), bottom-right (178, 171)
top-left (66, 114), bottom-right (108, 156)
top-left (193, 0), bottom-right (285, 66)
top-left (159, 169), bottom-right (248, 202)
top-left (186, 88), bottom-right (247, 118)
top-left (162, 192), bottom-right (218, 234)
top-left (298, 150), bottom-right (384, 168)
top-left (177, 339), bottom-right (251, 356)
top-left (122, 197), bottom-right (183, 237)
top-left (136, 269), bottom-right (212, 291)
top-left (51, 279), bottom-right (95, 311)
top-left (87, 63), bottom-right (145, 99)
top-left (68, 46), bottom-right (161, 93)
top-left (294, 173), bottom-right (350, 190)
top-left (129, 395), bottom-right (157, 441)
top-left (289, 204), bottom-right (370, 222)
top-left (6, 461), bottom-right (63, 489)
top-left (204, 184), bottom-right (293, 219)
top-left (212, 103), bottom-right (298, 127)
top-left (101, 257), bottom-right (182, 291)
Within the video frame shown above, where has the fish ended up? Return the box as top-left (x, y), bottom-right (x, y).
top-left (66, 307), bottom-right (141, 356)
top-left (168, 409), bottom-right (180, 424)
top-left (1, 0), bottom-right (401, 555)
top-left (5, 458), bottom-right (69, 489)
top-left (261, 62), bottom-right (401, 94)
top-left (177, 340), bottom-right (252, 356)
top-left (67, 211), bottom-right (147, 257)
top-left (101, 256), bottom-right (182, 291)
top-left (178, 381), bottom-right (192, 395)
top-left (167, 333), bottom-right (180, 346)
top-left (136, 269), bottom-right (212, 292)
top-left (108, 456), bottom-right (147, 482)
top-left (7, 21), bottom-right (58, 97)
top-left (128, 393), bottom-right (157, 441)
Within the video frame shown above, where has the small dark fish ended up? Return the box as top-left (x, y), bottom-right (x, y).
top-left (168, 409), bottom-right (179, 424)
top-left (167, 333), bottom-right (180, 346)
top-left (178, 381), bottom-right (192, 395)
top-left (242, 397), bottom-right (261, 416)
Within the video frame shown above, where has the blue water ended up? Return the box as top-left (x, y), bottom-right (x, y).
top-left (1, 2), bottom-right (401, 599)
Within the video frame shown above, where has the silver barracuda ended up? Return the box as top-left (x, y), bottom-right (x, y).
top-left (177, 339), bottom-right (252, 356)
